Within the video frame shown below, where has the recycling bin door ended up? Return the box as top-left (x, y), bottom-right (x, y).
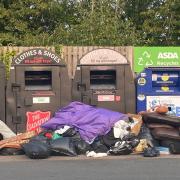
top-left (80, 65), bottom-right (126, 112)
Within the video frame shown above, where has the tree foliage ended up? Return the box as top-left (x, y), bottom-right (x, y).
top-left (0, 0), bottom-right (179, 46)
top-left (141, 0), bottom-right (180, 45)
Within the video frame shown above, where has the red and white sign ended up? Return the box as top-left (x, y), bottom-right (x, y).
top-left (26, 110), bottom-right (51, 133)
top-left (98, 95), bottom-right (115, 101)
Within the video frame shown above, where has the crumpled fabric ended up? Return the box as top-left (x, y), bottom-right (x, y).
top-left (42, 101), bottom-right (128, 144)
top-left (134, 139), bottom-right (149, 153)
top-left (86, 151), bottom-right (107, 158)
top-left (113, 120), bottom-right (130, 139)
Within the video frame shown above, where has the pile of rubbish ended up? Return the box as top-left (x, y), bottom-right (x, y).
top-left (0, 102), bottom-right (180, 159)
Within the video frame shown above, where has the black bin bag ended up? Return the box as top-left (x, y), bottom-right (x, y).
top-left (22, 140), bottom-right (51, 159)
top-left (73, 139), bottom-right (91, 155)
top-left (109, 138), bottom-right (139, 155)
top-left (143, 147), bottom-right (160, 157)
top-left (0, 148), bottom-right (25, 156)
top-left (50, 137), bottom-right (77, 156)
top-left (109, 141), bottom-right (133, 155)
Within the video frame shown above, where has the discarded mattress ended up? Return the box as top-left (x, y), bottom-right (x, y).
top-left (142, 113), bottom-right (180, 127)
top-left (42, 101), bottom-right (128, 143)
top-left (151, 127), bottom-right (180, 140)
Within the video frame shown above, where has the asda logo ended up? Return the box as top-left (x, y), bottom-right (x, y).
top-left (158, 52), bottom-right (178, 59)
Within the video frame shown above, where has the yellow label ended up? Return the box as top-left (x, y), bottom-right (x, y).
top-left (161, 86), bottom-right (169, 91)
top-left (161, 75), bottom-right (169, 81)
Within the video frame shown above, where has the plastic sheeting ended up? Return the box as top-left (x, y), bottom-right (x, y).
top-left (0, 120), bottom-right (16, 139)
top-left (42, 102), bottom-right (128, 143)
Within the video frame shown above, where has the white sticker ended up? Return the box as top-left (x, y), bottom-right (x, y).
top-left (98, 95), bottom-right (115, 101)
top-left (140, 73), bottom-right (146, 77)
top-left (137, 94), bottom-right (145, 101)
top-left (152, 74), bottom-right (157, 81)
top-left (33, 97), bottom-right (50, 104)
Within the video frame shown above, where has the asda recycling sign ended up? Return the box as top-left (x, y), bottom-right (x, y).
top-left (134, 47), bottom-right (180, 73)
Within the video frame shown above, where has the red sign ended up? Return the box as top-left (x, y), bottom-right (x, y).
top-left (26, 111), bottom-right (51, 133)
top-left (24, 58), bottom-right (52, 64)
top-left (115, 96), bottom-right (121, 101)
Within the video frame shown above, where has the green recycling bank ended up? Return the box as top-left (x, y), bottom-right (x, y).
top-left (134, 47), bottom-right (180, 116)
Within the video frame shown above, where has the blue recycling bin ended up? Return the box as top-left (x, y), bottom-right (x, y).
top-left (136, 67), bottom-right (180, 116)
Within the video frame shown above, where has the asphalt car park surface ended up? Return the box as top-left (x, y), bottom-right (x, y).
top-left (0, 155), bottom-right (180, 180)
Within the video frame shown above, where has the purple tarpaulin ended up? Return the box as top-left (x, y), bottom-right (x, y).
top-left (41, 101), bottom-right (128, 143)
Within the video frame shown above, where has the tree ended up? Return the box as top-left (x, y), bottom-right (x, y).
top-left (141, 0), bottom-right (180, 45)
top-left (0, 0), bottom-right (179, 46)
top-left (58, 0), bottom-right (140, 45)
top-left (0, 0), bottom-right (68, 45)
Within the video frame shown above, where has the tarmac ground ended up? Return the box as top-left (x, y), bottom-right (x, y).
top-left (0, 154), bottom-right (180, 180)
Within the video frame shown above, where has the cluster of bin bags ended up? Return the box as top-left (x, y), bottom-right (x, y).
top-left (0, 102), bottom-right (142, 158)
top-left (42, 101), bottom-right (129, 144)
top-left (1, 102), bottom-right (180, 158)
top-left (22, 101), bottom-right (139, 159)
